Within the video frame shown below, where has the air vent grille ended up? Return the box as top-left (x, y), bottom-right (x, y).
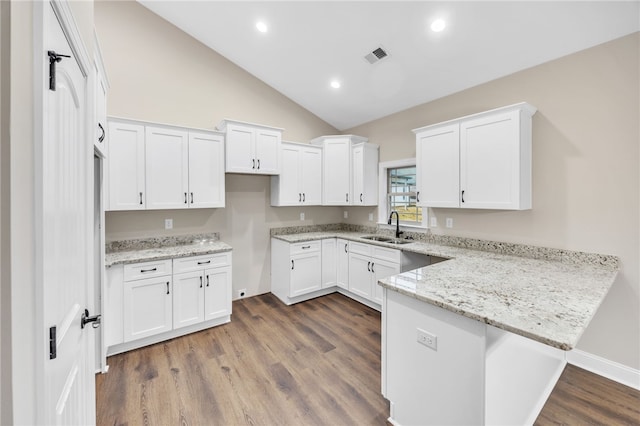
top-left (364, 46), bottom-right (389, 64)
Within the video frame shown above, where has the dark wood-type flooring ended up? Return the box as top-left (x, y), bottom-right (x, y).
top-left (96, 293), bottom-right (640, 425)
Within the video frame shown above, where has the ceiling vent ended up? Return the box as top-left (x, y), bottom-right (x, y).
top-left (364, 46), bottom-right (389, 64)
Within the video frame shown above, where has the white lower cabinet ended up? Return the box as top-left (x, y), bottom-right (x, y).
top-left (271, 239), bottom-right (325, 305)
top-left (106, 252), bottom-right (232, 355)
top-left (321, 239), bottom-right (337, 288)
top-left (348, 242), bottom-right (401, 304)
top-left (336, 239), bottom-right (349, 290)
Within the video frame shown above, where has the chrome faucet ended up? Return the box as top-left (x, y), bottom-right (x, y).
top-left (388, 211), bottom-right (404, 239)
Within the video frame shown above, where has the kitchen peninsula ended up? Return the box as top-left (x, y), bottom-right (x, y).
top-left (270, 225), bottom-right (618, 425)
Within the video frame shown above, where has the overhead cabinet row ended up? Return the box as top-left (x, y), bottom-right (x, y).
top-left (107, 118), bottom-right (225, 211)
top-left (415, 102), bottom-right (536, 210)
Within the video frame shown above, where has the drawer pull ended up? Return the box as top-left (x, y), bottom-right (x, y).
top-left (140, 267), bottom-right (157, 273)
top-left (166, 282), bottom-right (170, 295)
top-left (301, 245), bottom-right (311, 249)
top-left (197, 260), bottom-right (211, 265)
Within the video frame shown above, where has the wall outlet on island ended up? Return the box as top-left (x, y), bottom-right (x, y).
top-left (164, 218), bottom-right (173, 230)
top-left (237, 289), bottom-right (247, 299)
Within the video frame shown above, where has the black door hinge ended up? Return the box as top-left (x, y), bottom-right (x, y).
top-left (49, 326), bottom-right (57, 360)
top-left (48, 50), bottom-right (70, 91)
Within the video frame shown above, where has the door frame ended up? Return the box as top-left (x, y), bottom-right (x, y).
top-left (33, 0), bottom-right (93, 423)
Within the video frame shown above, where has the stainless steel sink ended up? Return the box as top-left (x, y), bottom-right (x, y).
top-left (386, 239), bottom-right (412, 245)
top-left (362, 235), bottom-right (393, 242)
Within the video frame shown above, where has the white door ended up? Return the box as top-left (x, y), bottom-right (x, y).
top-left (372, 259), bottom-right (400, 304)
top-left (254, 129), bottom-right (281, 174)
top-left (290, 252), bottom-right (322, 297)
top-left (279, 144), bottom-right (302, 204)
top-left (225, 125), bottom-right (254, 173)
top-left (336, 239), bottom-right (349, 290)
top-left (321, 239), bottom-right (337, 288)
top-left (204, 266), bottom-right (232, 321)
top-left (416, 124), bottom-right (460, 208)
top-left (352, 145), bottom-right (365, 204)
top-left (173, 271), bottom-right (205, 329)
top-left (40, 4), bottom-right (94, 424)
top-left (323, 139), bottom-right (351, 205)
top-left (348, 253), bottom-right (373, 299)
top-left (301, 146), bottom-right (322, 205)
top-left (189, 132), bottom-right (225, 208)
top-left (145, 126), bottom-right (189, 210)
top-left (107, 121), bottom-right (146, 210)
top-left (123, 276), bottom-right (173, 342)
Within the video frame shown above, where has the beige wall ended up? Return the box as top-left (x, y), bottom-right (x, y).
top-left (345, 33), bottom-right (640, 370)
top-left (95, 1), bottom-right (340, 298)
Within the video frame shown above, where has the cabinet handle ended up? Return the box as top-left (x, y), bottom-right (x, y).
top-left (98, 123), bottom-right (105, 143)
top-left (166, 282), bottom-right (170, 295)
top-left (197, 260), bottom-right (211, 265)
top-left (360, 193), bottom-right (363, 202)
top-left (139, 192), bottom-right (143, 205)
top-left (367, 261), bottom-right (371, 272)
top-left (184, 192), bottom-right (187, 204)
top-left (206, 275), bottom-right (210, 287)
top-left (252, 159), bottom-right (255, 169)
top-left (346, 193), bottom-right (349, 202)
top-left (371, 262), bottom-right (375, 273)
top-left (417, 191), bottom-right (420, 203)
top-left (302, 193), bottom-right (305, 202)
top-left (140, 267), bottom-right (157, 273)
top-left (291, 260), bottom-right (294, 270)
top-left (257, 159), bottom-right (260, 170)
top-left (199, 276), bottom-right (203, 288)
top-left (190, 192), bottom-right (194, 204)
top-left (302, 245), bottom-right (311, 249)
top-left (299, 193), bottom-right (302, 202)
top-left (461, 190), bottom-right (465, 203)
top-left (344, 243), bottom-right (348, 253)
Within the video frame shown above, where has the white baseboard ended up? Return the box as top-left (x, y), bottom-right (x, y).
top-left (567, 349), bottom-right (640, 390)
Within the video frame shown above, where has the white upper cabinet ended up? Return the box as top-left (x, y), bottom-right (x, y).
top-left (107, 118), bottom-right (225, 211)
top-left (217, 119), bottom-right (283, 175)
top-left (414, 102), bottom-right (536, 210)
top-left (271, 142), bottom-right (322, 206)
top-left (145, 126), bottom-right (189, 210)
top-left (312, 135), bottom-right (378, 206)
top-left (188, 132), bottom-right (225, 208)
top-left (108, 120), bottom-right (146, 210)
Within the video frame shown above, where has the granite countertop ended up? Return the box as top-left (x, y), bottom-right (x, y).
top-left (105, 233), bottom-right (232, 267)
top-left (271, 229), bottom-right (618, 350)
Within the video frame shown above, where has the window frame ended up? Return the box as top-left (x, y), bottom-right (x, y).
top-left (378, 158), bottom-right (428, 229)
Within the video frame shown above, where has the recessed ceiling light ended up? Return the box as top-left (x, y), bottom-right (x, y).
top-left (330, 80), bottom-right (341, 89)
top-left (256, 21), bottom-right (268, 33)
top-left (430, 19), bottom-right (446, 32)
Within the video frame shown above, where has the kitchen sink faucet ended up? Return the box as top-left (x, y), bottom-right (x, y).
top-left (388, 211), bottom-right (404, 239)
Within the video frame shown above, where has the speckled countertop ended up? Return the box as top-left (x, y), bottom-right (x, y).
top-left (105, 233), bottom-right (232, 267)
top-left (271, 226), bottom-right (618, 350)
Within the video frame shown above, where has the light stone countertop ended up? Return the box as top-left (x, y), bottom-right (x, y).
top-left (105, 235), bottom-right (232, 267)
top-left (271, 230), bottom-right (618, 350)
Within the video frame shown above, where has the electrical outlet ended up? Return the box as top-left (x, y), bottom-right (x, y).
top-left (445, 217), bottom-right (453, 228)
top-left (165, 219), bottom-right (173, 230)
top-left (430, 217), bottom-right (437, 227)
top-left (344, 211), bottom-right (348, 219)
top-left (417, 328), bottom-right (437, 351)
top-left (237, 289), bottom-right (247, 299)
top-left (300, 212), bottom-right (305, 221)
top-left (368, 213), bottom-right (374, 221)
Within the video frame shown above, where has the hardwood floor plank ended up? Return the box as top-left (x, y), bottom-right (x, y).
top-left (97, 292), bottom-right (639, 426)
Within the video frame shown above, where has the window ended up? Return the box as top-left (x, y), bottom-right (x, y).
top-left (387, 166), bottom-right (422, 226)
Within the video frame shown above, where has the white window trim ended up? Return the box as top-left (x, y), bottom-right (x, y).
top-left (378, 158), bottom-right (428, 229)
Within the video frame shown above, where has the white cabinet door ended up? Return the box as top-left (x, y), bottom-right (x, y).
top-left (255, 128), bottom-right (281, 175)
top-left (108, 121), bottom-right (146, 210)
top-left (225, 124), bottom-right (254, 173)
top-left (352, 145), bottom-right (365, 205)
top-left (189, 131), bottom-right (225, 208)
top-left (105, 265), bottom-right (124, 347)
top-left (173, 271), bottom-right (205, 329)
top-left (277, 144), bottom-right (302, 205)
top-left (290, 251), bottom-right (322, 297)
top-left (145, 126), bottom-right (189, 210)
top-left (323, 139), bottom-right (352, 205)
top-left (372, 258), bottom-right (400, 304)
top-left (301, 146), bottom-right (322, 205)
top-left (348, 252), bottom-right (373, 299)
top-left (321, 239), bottom-right (336, 288)
top-left (460, 110), bottom-right (527, 209)
top-left (416, 124), bottom-right (460, 208)
top-left (123, 276), bottom-right (172, 342)
top-left (336, 239), bottom-right (349, 290)
top-left (204, 266), bottom-right (232, 321)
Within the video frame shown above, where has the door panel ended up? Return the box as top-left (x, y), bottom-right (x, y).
top-left (226, 125), bottom-right (254, 173)
top-left (348, 253), bottom-right (373, 299)
top-left (145, 126), bottom-right (189, 210)
top-left (188, 132), bottom-right (225, 208)
top-left (173, 271), bottom-right (205, 329)
top-left (290, 252), bottom-right (322, 297)
top-left (123, 276), bottom-right (173, 342)
top-left (204, 267), bottom-right (232, 321)
top-left (254, 129), bottom-right (280, 174)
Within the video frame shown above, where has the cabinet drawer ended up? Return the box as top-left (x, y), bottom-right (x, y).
top-left (173, 252), bottom-right (231, 274)
top-left (372, 246), bottom-right (401, 263)
top-left (349, 241), bottom-right (372, 256)
top-left (290, 240), bottom-right (320, 255)
top-left (123, 259), bottom-right (172, 281)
